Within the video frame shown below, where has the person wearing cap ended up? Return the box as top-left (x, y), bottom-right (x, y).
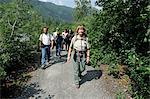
top-left (39, 27), bottom-right (54, 69)
top-left (67, 25), bottom-right (90, 88)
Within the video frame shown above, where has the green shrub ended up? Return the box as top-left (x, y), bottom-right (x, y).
top-left (85, 0), bottom-right (150, 98)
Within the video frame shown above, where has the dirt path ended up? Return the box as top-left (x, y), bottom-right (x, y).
top-left (17, 51), bottom-right (115, 99)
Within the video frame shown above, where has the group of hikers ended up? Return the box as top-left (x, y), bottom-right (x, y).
top-left (39, 25), bottom-right (90, 88)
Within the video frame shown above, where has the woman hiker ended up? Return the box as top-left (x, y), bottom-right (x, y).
top-left (67, 25), bottom-right (90, 88)
top-left (39, 27), bottom-right (54, 69)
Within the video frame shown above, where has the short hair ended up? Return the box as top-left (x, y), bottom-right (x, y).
top-left (41, 27), bottom-right (48, 33)
top-left (43, 27), bottom-right (48, 30)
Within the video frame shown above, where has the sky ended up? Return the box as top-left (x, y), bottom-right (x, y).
top-left (38, 0), bottom-right (99, 8)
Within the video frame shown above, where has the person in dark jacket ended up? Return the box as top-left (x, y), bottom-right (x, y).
top-left (56, 32), bottom-right (63, 57)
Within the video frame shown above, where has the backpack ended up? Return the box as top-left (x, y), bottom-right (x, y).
top-left (73, 35), bottom-right (87, 44)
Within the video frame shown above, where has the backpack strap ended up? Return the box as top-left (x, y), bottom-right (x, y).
top-left (72, 35), bottom-right (88, 50)
top-left (41, 33), bottom-right (43, 43)
top-left (73, 35), bottom-right (87, 44)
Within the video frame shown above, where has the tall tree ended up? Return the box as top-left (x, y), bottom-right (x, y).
top-left (74, 0), bottom-right (92, 21)
top-left (88, 0), bottom-right (150, 98)
top-left (0, 0), bottom-right (44, 79)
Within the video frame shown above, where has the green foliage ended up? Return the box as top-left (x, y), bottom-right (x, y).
top-left (0, 0), bottom-right (67, 80)
top-left (125, 50), bottom-right (150, 98)
top-left (0, 0), bottom-right (64, 97)
top-left (0, 66), bottom-right (6, 80)
top-left (0, 0), bottom-right (74, 22)
top-left (30, 0), bottom-right (73, 22)
top-left (74, 0), bottom-right (92, 21)
top-left (0, 0), bottom-right (43, 79)
top-left (108, 63), bottom-right (120, 78)
top-left (116, 91), bottom-right (126, 99)
top-left (83, 0), bottom-right (150, 98)
top-left (0, 0), bottom-right (65, 84)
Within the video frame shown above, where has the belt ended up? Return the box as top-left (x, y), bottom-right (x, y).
top-left (74, 49), bottom-right (86, 62)
top-left (42, 45), bottom-right (50, 48)
top-left (74, 49), bottom-right (86, 53)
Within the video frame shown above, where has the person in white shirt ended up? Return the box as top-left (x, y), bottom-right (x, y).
top-left (39, 27), bottom-right (54, 68)
top-left (53, 27), bottom-right (59, 43)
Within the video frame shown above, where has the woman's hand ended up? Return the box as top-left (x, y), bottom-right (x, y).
top-left (51, 46), bottom-right (54, 49)
top-left (67, 48), bottom-right (72, 63)
top-left (86, 56), bottom-right (90, 64)
top-left (86, 49), bottom-right (90, 64)
top-left (67, 56), bottom-right (71, 63)
top-left (51, 40), bottom-right (54, 49)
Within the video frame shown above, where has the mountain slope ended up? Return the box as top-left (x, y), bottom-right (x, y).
top-left (0, 0), bottom-right (74, 22)
top-left (30, 0), bottom-right (74, 22)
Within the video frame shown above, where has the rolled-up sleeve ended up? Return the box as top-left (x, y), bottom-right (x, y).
top-left (50, 35), bottom-right (54, 41)
top-left (86, 38), bottom-right (90, 50)
top-left (39, 34), bottom-right (42, 41)
top-left (69, 37), bottom-right (75, 49)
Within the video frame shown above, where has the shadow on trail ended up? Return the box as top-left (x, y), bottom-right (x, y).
top-left (17, 82), bottom-right (54, 99)
top-left (51, 52), bottom-right (67, 64)
top-left (53, 57), bottom-right (67, 64)
top-left (18, 82), bottom-right (43, 98)
top-left (43, 55), bottom-right (67, 69)
top-left (80, 70), bottom-right (102, 85)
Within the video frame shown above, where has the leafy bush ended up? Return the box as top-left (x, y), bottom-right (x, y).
top-left (0, 0), bottom-right (63, 97)
top-left (125, 50), bottom-right (150, 98)
top-left (83, 0), bottom-right (150, 98)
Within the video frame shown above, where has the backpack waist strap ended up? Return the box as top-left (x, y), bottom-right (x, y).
top-left (74, 49), bottom-right (86, 53)
top-left (73, 49), bottom-right (86, 62)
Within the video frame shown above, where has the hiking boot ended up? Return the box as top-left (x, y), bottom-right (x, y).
top-left (79, 74), bottom-right (83, 78)
top-left (75, 84), bottom-right (80, 89)
top-left (46, 62), bottom-right (49, 66)
top-left (59, 55), bottom-right (61, 59)
top-left (49, 60), bottom-right (55, 64)
top-left (41, 64), bottom-right (45, 69)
